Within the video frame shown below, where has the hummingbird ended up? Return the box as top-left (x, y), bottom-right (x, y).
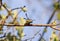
top-left (24, 13), bottom-right (32, 26)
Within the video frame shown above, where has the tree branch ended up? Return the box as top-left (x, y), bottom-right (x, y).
top-left (0, 23), bottom-right (59, 31)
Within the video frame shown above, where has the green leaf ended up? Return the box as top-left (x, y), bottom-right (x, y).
top-left (54, 38), bottom-right (57, 41)
top-left (57, 13), bottom-right (60, 20)
top-left (44, 28), bottom-right (47, 32)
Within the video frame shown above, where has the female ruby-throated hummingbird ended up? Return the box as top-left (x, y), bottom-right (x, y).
top-left (24, 13), bottom-right (33, 26)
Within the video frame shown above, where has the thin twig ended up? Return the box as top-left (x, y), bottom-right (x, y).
top-left (2, 5), bottom-right (11, 24)
top-left (38, 9), bottom-right (56, 41)
top-left (11, 7), bottom-right (22, 11)
top-left (23, 30), bottom-right (41, 41)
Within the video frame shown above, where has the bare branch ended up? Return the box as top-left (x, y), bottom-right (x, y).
top-left (11, 7), bottom-right (22, 11)
top-left (0, 24), bottom-right (58, 26)
top-left (0, 23), bottom-right (59, 31)
top-left (2, 5), bottom-right (12, 23)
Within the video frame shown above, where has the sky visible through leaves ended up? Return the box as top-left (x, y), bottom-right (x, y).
top-left (0, 0), bottom-right (58, 41)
